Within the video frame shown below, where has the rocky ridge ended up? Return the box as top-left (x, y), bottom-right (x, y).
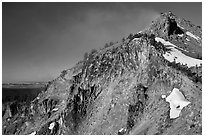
top-left (2, 12), bottom-right (202, 135)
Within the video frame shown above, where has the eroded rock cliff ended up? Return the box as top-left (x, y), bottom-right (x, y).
top-left (2, 12), bottom-right (202, 135)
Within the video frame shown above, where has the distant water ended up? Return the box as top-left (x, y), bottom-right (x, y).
top-left (2, 83), bottom-right (46, 103)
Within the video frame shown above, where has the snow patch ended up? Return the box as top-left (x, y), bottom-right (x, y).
top-left (186, 31), bottom-right (200, 40)
top-left (155, 37), bottom-right (176, 47)
top-left (177, 24), bottom-right (184, 29)
top-left (155, 37), bottom-right (202, 67)
top-left (155, 37), bottom-right (187, 51)
top-left (119, 128), bottom-right (125, 132)
top-left (118, 127), bottom-right (127, 135)
top-left (166, 88), bottom-right (191, 119)
top-left (161, 95), bottom-right (166, 99)
top-left (178, 34), bottom-right (184, 37)
top-left (163, 48), bottom-right (202, 67)
top-left (52, 108), bottom-right (59, 111)
top-left (29, 131), bottom-right (36, 135)
top-left (132, 38), bottom-right (141, 41)
top-left (186, 38), bottom-right (190, 41)
top-left (49, 122), bottom-right (55, 130)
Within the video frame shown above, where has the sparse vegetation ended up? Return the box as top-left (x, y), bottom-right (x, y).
top-left (167, 61), bottom-right (202, 83)
top-left (2, 11), bottom-right (202, 135)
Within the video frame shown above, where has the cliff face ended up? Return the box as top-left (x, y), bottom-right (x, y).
top-left (2, 12), bottom-right (202, 135)
top-left (145, 11), bottom-right (202, 60)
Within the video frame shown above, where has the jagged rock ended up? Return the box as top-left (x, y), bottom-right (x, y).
top-left (2, 12), bottom-right (202, 135)
top-left (2, 104), bottom-right (12, 120)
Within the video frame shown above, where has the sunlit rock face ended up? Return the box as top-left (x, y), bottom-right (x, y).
top-left (2, 12), bottom-right (202, 135)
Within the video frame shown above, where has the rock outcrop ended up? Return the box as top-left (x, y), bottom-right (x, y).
top-left (2, 12), bottom-right (202, 135)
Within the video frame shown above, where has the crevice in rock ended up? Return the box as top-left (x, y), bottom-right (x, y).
top-left (126, 84), bottom-right (148, 133)
top-left (167, 17), bottom-right (184, 36)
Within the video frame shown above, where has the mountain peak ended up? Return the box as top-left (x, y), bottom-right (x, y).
top-left (143, 11), bottom-right (201, 39)
top-left (3, 11), bottom-right (202, 135)
top-left (160, 11), bottom-right (176, 18)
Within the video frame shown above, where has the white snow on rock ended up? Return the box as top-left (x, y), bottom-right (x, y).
top-left (119, 128), bottom-right (125, 132)
top-left (178, 34), bottom-right (184, 37)
top-left (52, 108), bottom-right (59, 111)
top-left (29, 131), bottom-right (36, 135)
top-left (118, 127), bottom-right (127, 134)
top-left (165, 88), bottom-right (191, 119)
top-left (177, 24), bottom-right (184, 30)
top-left (132, 38), bottom-right (141, 41)
top-left (161, 95), bottom-right (166, 99)
top-left (155, 37), bottom-right (176, 47)
top-left (186, 31), bottom-right (200, 40)
top-left (155, 37), bottom-right (188, 52)
top-left (155, 37), bottom-right (202, 67)
top-left (49, 122), bottom-right (55, 130)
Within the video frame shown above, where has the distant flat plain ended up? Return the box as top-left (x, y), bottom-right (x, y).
top-left (2, 82), bottom-right (47, 103)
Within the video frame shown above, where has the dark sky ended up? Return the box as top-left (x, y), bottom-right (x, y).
top-left (2, 2), bottom-right (202, 83)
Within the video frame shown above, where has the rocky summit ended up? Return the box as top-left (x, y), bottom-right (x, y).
top-left (2, 12), bottom-right (202, 135)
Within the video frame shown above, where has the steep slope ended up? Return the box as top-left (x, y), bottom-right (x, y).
top-left (144, 11), bottom-right (202, 60)
top-left (2, 12), bottom-right (202, 135)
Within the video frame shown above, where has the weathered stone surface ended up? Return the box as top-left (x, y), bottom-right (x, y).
top-left (2, 12), bottom-right (202, 135)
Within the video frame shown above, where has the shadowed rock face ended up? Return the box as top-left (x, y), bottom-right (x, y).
top-left (166, 17), bottom-right (184, 36)
top-left (2, 12), bottom-right (202, 135)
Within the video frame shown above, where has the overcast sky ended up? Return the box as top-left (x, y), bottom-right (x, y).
top-left (2, 2), bottom-right (202, 83)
